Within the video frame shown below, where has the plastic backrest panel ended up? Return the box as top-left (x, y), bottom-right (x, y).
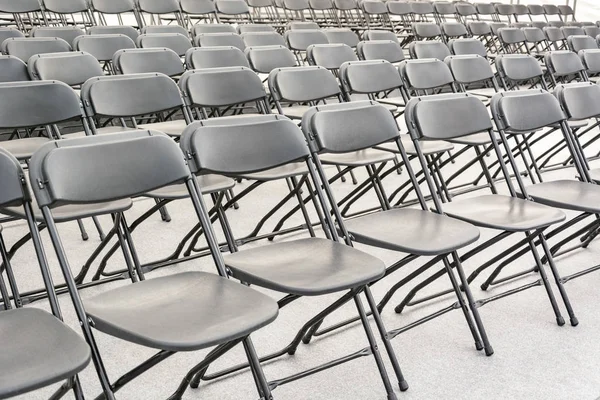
top-left (434, 2), bottom-right (456, 15)
top-left (386, 1), bottom-right (411, 15)
top-left (187, 46), bottom-right (249, 69)
top-left (475, 3), bottom-right (496, 15)
top-left (195, 33), bottom-right (246, 51)
top-left (137, 33), bottom-right (192, 56)
top-left (180, 0), bottom-right (216, 14)
top-left (496, 54), bottom-right (543, 81)
top-left (363, 30), bottom-right (399, 43)
top-left (192, 24), bottom-right (236, 35)
top-left (568, 35), bottom-right (598, 52)
top-left (413, 22), bottom-right (441, 39)
top-left (491, 90), bottom-right (566, 133)
top-left (302, 101), bottom-right (399, 153)
top-left (28, 52), bottom-right (103, 86)
top-left (238, 24), bottom-right (275, 33)
top-left (548, 21), bottom-right (566, 28)
top-left (114, 48), bottom-right (184, 77)
top-left (0, 148), bottom-right (29, 207)
top-left (307, 44), bottom-right (357, 69)
top-left (2, 38), bottom-right (72, 63)
top-left (182, 115), bottom-right (310, 175)
top-left (543, 4), bottom-right (560, 15)
top-left (544, 26), bottom-right (565, 42)
top-left (0, 0), bottom-right (41, 13)
top-left (558, 5), bottom-right (574, 15)
top-left (528, 4), bottom-right (544, 15)
top-left (361, 0), bottom-right (387, 15)
top-left (81, 73), bottom-right (183, 117)
top-left (523, 27), bottom-right (546, 43)
top-left (269, 66), bottom-right (340, 102)
top-left (448, 38), bottom-right (487, 57)
top-left (580, 49), bottom-right (600, 73)
top-left (411, 1), bottom-right (434, 14)
top-left (545, 50), bottom-right (584, 76)
top-left (43, 0), bottom-right (88, 13)
top-left (0, 56), bottom-right (30, 83)
top-left (31, 27), bottom-right (86, 46)
top-left (495, 4), bottom-right (514, 15)
top-left (468, 21), bottom-right (491, 35)
top-left (288, 21), bottom-right (320, 30)
top-left (216, 0), bottom-right (250, 14)
top-left (554, 82), bottom-right (600, 121)
top-left (399, 59), bottom-right (454, 89)
top-left (285, 30), bottom-right (329, 51)
top-left (309, 0), bottom-right (334, 11)
top-left (410, 41), bottom-right (451, 61)
top-left (446, 55), bottom-right (494, 84)
top-left (74, 34), bottom-right (136, 61)
top-left (30, 131), bottom-right (190, 208)
top-left (141, 25), bottom-right (189, 36)
top-left (0, 28), bottom-right (25, 44)
top-left (456, 3), bottom-right (476, 16)
top-left (498, 28), bottom-right (526, 44)
top-left (91, 0), bottom-right (135, 13)
top-left (180, 67), bottom-right (266, 107)
top-left (323, 29), bottom-right (359, 48)
top-left (490, 23), bottom-right (508, 35)
top-left (245, 45), bottom-right (296, 73)
top-left (357, 40), bottom-right (404, 63)
top-left (87, 26), bottom-right (139, 42)
top-left (441, 22), bottom-right (468, 38)
top-left (339, 60), bottom-right (403, 93)
top-left (137, 0), bottom-right (180, 13)
top-left (513, 4), bottom-right (528, 15)
top-left (241, 32), bottom-right (286, 47)
top-left (584, 27), bottom-right (600, 38)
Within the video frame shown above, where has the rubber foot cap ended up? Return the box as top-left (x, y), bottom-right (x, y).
top-left (485, 346), bottom-right (494, 357)
top-left (388, 393), bottom-right (398, 400)
top-left (394, 305), bottom-right (403, 314)
top-left (571, 317), bottom-right (579, 327)
top-left (557, 316), bottom-right (565, 326)
top-left (475, 341), bottom-right (484, 351)
top-left (399, 380), bottom-right (409, 392)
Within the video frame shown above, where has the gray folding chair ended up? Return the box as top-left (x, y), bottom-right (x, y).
top-left (0, 55), bottom-right (30, 82)
top-left (1, 38), bottom-right (72, 63)
top-left (0, 0), bottom-right (47, 31)
top-left (363, 29), bottom-right (400, 44)
top-left (180, 0), bottom-right (219, 25)
top-left (408, 40), bottom-right (451, 60)
top-left (136, 0), bottom-right (185, 26)
top-left (191, 23), bottom-right (237, 36)
top-left (323, 28), bottom-right (359, 47)
top-left (448, 38), bottom-right (488, 57)
top-left (285, 29), bottom-right (329, 63)
top-left (27, 51), bottom-right (104, 89)
top-left (30, 26), bottom-right (86, 47)
top-left (238, 24), bottom-right (276, 33)
top-left (412, 22), bottom-right (443, 41)
top-left (90, 0), bottom-right (140, 26)
top-left (240, 31), bottom-right (286, 47)
top-left (137, 33), bottom-right (193, 57)
top-left (74, 34), bottom-right (136, 72)
top-left (544, 50), bottom-right (587, 86)
top-left (215, 0), bottom-right (254, 24)
top-left (113, 47), bottom-right (185, 78)
top-left (440, 22), bottom-right (469, 42)
top-left (561, 25), bottom-right (585, 38)
top-left (567, 35), bottom-right (598, 53)
top-left (140, 24), bottom-right (190, 37)
top-left (245, 45), bottom-right (297, 74)
top-left (87, 25), bottom-right (140, 42)
top-left (41, 0), bottom-right (96, 27)
top-left (194, 32), bottom-right (246, 51)
top-left (544, 26), bottom-right (567, 50)
top-left (306, 43), bottom-right (357, 73)
top-left (357, 40), bottom-right (405, 64)
top-left (186, 46), bottom-right (250, 69)
top-left (579, 48), bottom-right (600, 82)
top-left (0, 148), bottom-right (90, 400)
top-left (30, 130), bottom-right (278, 400)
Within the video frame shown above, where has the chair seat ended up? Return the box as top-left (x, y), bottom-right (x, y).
top-left (241, 162), bottom-right (309, 181)
top-left (62, 126), bottom-right (141, 140)
top-left (0, 137), bottom-right (51, 160)
top-left (378, 135), bottom-right (454, 155)
top-left (567, 119), bottom-right (588, 129)
top-left (138, 120), bottom-right (188, 137)
top-left (344, 208), bottom-right (480, 255)
top-left (320, 148), bottom-right (395, 166)
top-left (0, 308), bottom-right (90, 399)
top-left (145, 174), bottom-right (235, 199)
top-left (224, 238), bottom-right (386, 296)
top-left (442, 194), bottom-right (566, 232)
top-left (273, 105), bottom-right (311, 119)
top-left (526, 180), bottom-right (600, 214)
top-left (85, 271), bottom-right (278, 352)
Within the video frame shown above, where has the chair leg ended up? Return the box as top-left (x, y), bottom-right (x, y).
top-left (354, 292), bottom-right (398, 400)
top-left (71, 376), bottom-right (85, 400)
top-left (91, 216), bottom-right (106, 241)
top-left (76, 219), bottom-right (89, 241)
top-left (243, 337), bottom-right (274, 400)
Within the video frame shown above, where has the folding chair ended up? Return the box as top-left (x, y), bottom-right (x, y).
top-left (475, 3), bottom-right (499, 23)
top-left (512, 4), bottom-right (530, 23)
top-left (584, 26), bottom-right (600, 39)
top-left (186, 46), bottom-right (250, 69)
top-left (386, 1), bottom-right (413, 39)
top-left (448, 38), bottom-right (488, 58)
top-left (238, 23), bottom-right (276, 33)
top-left (410, 1), bottom-right (435, 22)
top-left (0, 55), bottom-right (30, 82)
top-left (523, 27), bottom-right (552, 54)
top-left (356, 39), bottom-right (405, 64)
top-left (467, 21), bottom-right (496, 53)
top-left (194, 32), bottom-right (246, 51)
top-left (497, 27), bottom-right (531, 54)
top-left (140, 24), bottom-right (189, 36)
top-left (408, 40), bottom-right (451, 61)
top-left (136, 0), bottom-right (185, 26)
top-left (30, 130), bottom-right (279, 400)
top-left (0, 0), bottom-right (47, 32)
top-left (309, 0), bottom-right (339, 28)
top-left (412, 22), bottom-right (443, 41)
top-left (241, 31), bottom-right (287, 47)
top-left (568, 35), bottom-right (598, 53)
top-left (323, 28), bottom-right (359, 47)
top-left (527, 4), bottom-right (546, 23)
top-left (90, 0), bottom-right (140, 27)
top-left (87, 25), bottom-right (140, 42)
top-left (30, 26), bottom-right (86, 47)
top-left (544, 50), bottom-right (587, 86)
top-left (245, 45), bottom-right (297, 74)
top-left (440, 22), bottom-right (469, 42)
top-left (74, 34), bottom-right (136, 72)
top-left (548, 21), bottom-right (566, 28)
top-left (561, 25), bottom-right (585, 39)
top-left (363, 29), bottom-right (400, 43)
top-left (0, 27), bottom-right (25, 45)
top-left (180, 0), bottom-right (219, 25)
top-left (544, 4), bottom-right (563, 22)
top-left (285, 29), bottom-right (329, 63)
top-left (0, 148), bottom-right (90, 400)
top-left (215, 0), bottom-right (254, 24)
top-left (360, 0), bottom-right (393, 31)
top-left (306, 43), bottom-right (357, 73)
top-left (191, 23), bottom-right (237, 36)
top-left (433, 1), bottom-right (456, 23)
top-left (495, 4), bottom-right (515, 24)
top-left (558, 5), bottom-right (576, 22)
top-left (28, 51), bottom-right (104, 89)
top-left (41, 0), bottom-right (96, 27)
top-left (113, 48), bottom-right (185, 78)
top-left (579, 48), bottom-right (600, 82)
top-left (287, 21), bottom-right (320, 30)
top-left (455, 3), bottom-right (478, 25)
top-left (1, 38), bottom-right (72, 63)
top-left (137, 33), bottom-right (193, 57)
top-left (544, 26), bottom-right (567, 50)
top-left (180, 112), bottom-right (409, 397)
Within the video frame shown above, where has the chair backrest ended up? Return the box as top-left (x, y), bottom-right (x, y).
top-left (554, 82), bottom-right (600, 121)
top-left (448, 38), bottom-right (487, 57)
top-left (302, 101), bottom-right (399, 154)
top-left (491, 89), bottom-right (566, 133)
top-left (307, 43), bottom-right (357, 70)
top-left (363, 30), bottom-right (399, 43)
top-left (87, 26), bottom-right (140, 42)
top-left (191, 24), bottom-right (237, 36)
top-left (0, 0), bottom-right (42, 13)
top-left (182, 114), bottom-right (310, 176)
top-left (584, 26), bottom-right (600, 39)
top-left (114, 48), bottom-right (184, 77)
top-left (323, 29), bottom-right (359, 48)
top-left (530, 21), bottom-right (548, 30)
top-left (568, 35), bottom-right (598, 52)
top-left (0, 27), bottom-right (25, 45)
top-left (241, 32), bottom-right (286, 47)
top-left (495, 54), bottom-right (544, 82)
top-left (558, 5), bottom-right (574, 18)
top-left (522, 27), bottom-right (546, 44)
top-left (30, 131), bottom-right (190, 208)
top-left (413, 22), bottom-right (442, 39)
top-left (399, 58), bottom-right (454, 90)
top-left (0, 148), bottom-right (29, 207)
top-left (445, 55), bottom-right (494, 85)
top-left (409, 41), bottom-right (451, 61)
top-left (90, 0), bottom-right (136, 13)
top-left (287, 21), bottom-right (320, 30)
top-left (490, 22), bottom-right (508, 36)
top-left (386, 0), bottom-right (411, 16)
top-left (579, 49), bottom-right (600, 74)
top-left (2, 38), bottom-right (72, 63)
top-left (42, 0), bottom-right (89, 13)
top-left (180, 67), bottom-right (267, 107)
top-left (548, 21), bottom-right (566, 28)
top-left (137, 0), bottom-right (181, 13)
top-left (80, 73), bottom-right (184, 117)
top-left (215, 0), bottom-right (251, 15)
top-left (0, 80), bottom-right (83, 129)
top-left (245, 45), bottom-right (296, 73)
top-left (455, 3), bottom-right (476, 17)
top-left (30, 26), bottom-right (85, 47)
top-left (561, 26), bottom-right (585, 38)
top-left (356, 40), bottom-right (404, 63)
top-left (361, 0), bottom-right (388, 16)
top-left (405, 93), bottom-right (492, 141)
top-left (495, 3), bottom-right (515, 17)
top-left (180, 0), bottom-right (218, 15)
top-left (544, 26), bottom-right (565, 43)
top-left (28, 52), bottom-right (103, 87)
top-left (74, 34), bottom-right (136, 62)
top-left (497, 27), bottom-right (526, 45)
top-left (0, 56), bottom-right (30, 82)
top-left (468, 21), bottom-right (491, 36)
top-left (140, 25), bottom-right (189, 37)
top-left (434, 1), bottom-right (456, 16)
top-left (475, 2), bottom-right (496, 16)
top-left (186, 46), bottom-right (250, 69)
top-left (285, 30), bottom-right (329, 51)
top-left (441, 22), bottom-right (468, 39)
top-left (339, 59), bottom-right (403, 94)
top-left (410, 1), bottom-right (434, 16)
top-left (544, 50), bottom-right (585, 77)
top-left (238, 24), bottom-right (275, 34)
top-left (137, 33), bottom-right (192, 57)
top-left (194, 32), bottom-right (246, 51)
top-left (269, 66), bottom-right (341, 103)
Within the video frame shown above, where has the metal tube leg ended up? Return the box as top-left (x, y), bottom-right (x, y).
top-left (539, 236), bottom-right (578, 327)
top-left (451, 252), bottom-right (493, 356)
top-left (76, 219), bottom-right (89, 241)
top-left (363, 287), bottom-right (409, 392)
top-left (354, 292), bottom-right (398, 400)
top-left (243, 338), bottom-right (273, 400)
top-left (72, 376), bottom-right (85, 400)
top-left (91, 216), bottom-right (106, 240)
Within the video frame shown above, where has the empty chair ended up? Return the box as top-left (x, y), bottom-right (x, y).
top-left (544, 50), bottom-right (587, 84)
top-left (28, 52), bottom-right (104, 88)
top-left (114, 48), bottom-right (184, 78)
top-left (448, 38), bottom-right (488, 57)
top-left (74, 34), bottom-right (136, 64)
top-left (468, 21), bottom-right (492, 37)
top-left (2, 38), bottom-right (72, 63)
top-left (544, 26), bottom-right (567, 50)
top-left (137, 33), bottom-right (193, 57)
top-left (0, 27), bottom-right (25, 45)
top-left (186, 46), bottom-right (250, 69)
top-left (445, 54), bottom-right (497, 92)
top-left (361, 0), bottom-right (392, 30)
top-left (191, 23), bottom-right (237, 36)
top-left (411, 1), bottom-right (435, 20)
top-left (193, 32), bottom-right (246, 52)
top-left (409, 41), bottom-right (451, 61)
top-left (433, 1), bottom-right (456, 22)
top-left (90, 0), bottom-right (139, 26)
top-left (495, 54), bottom-right (547, 89)
top-left (548, 21), bottom-right (566, 28)
top-left (287, 21), bottom-right (320, 30)
top-left (561, 26), bottom-right (585, 38)
top-left (237, 24), bottom-right (276, 34)
top-left (0, 0), bottom-right (46, 31)
top-left (0, 56), bottom-right (30, 82)
top-left (441, 22), bottom-right (469, 41)
top-left (137, 0), bottom-right (185, 26)
top-left (215, 0), bottom-right (253, 23)
top-left (584, 26), bottom-right (600, 39)
top-left (42, 0), bottom-right (96, 27)
top-left (364, 29), bottom-right (400, 44)
top-left (30, 26), bottom-right (86, 47)
top-left (412, 22), bottom-right (443, 41)
top-left (140, 25), bottom-right (190, 37)
top-left (87, 25), bottom-right (140, 42)
top-left (245, 45), bottom-right (297, 74)
top-left (357, 40), bottom-right (405, 63)
top-left (523, 27), bottom-right (550, 53)
top-left (399, 58), bottom-right (455, 94)
top-left (241, 31), bottom-right (286, 47)
top-left (455, 3), bottom-right (477, 23)
top-left (495, 4), bottom-right (516, 23)
top-left (558, 5), bottom-right (575, 21)
top-left (568, 35), bottom-right (598, 53)
top-left (490, 22), bottom-right (508, 36)
top-left (579, 49), bottom-right (600, 79)
top-left (285, 29), bottom-right (329, 52)
top-left (497, 27), bottom-right (529, 54)
top-left (543, 4), bottom-right (561, 20)
top-left (323, 28), bottom-right (360, 48)
top-left (307, 43), bottom-right (357, 71)
top-left (527, 4), bottom-right (545, 21)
